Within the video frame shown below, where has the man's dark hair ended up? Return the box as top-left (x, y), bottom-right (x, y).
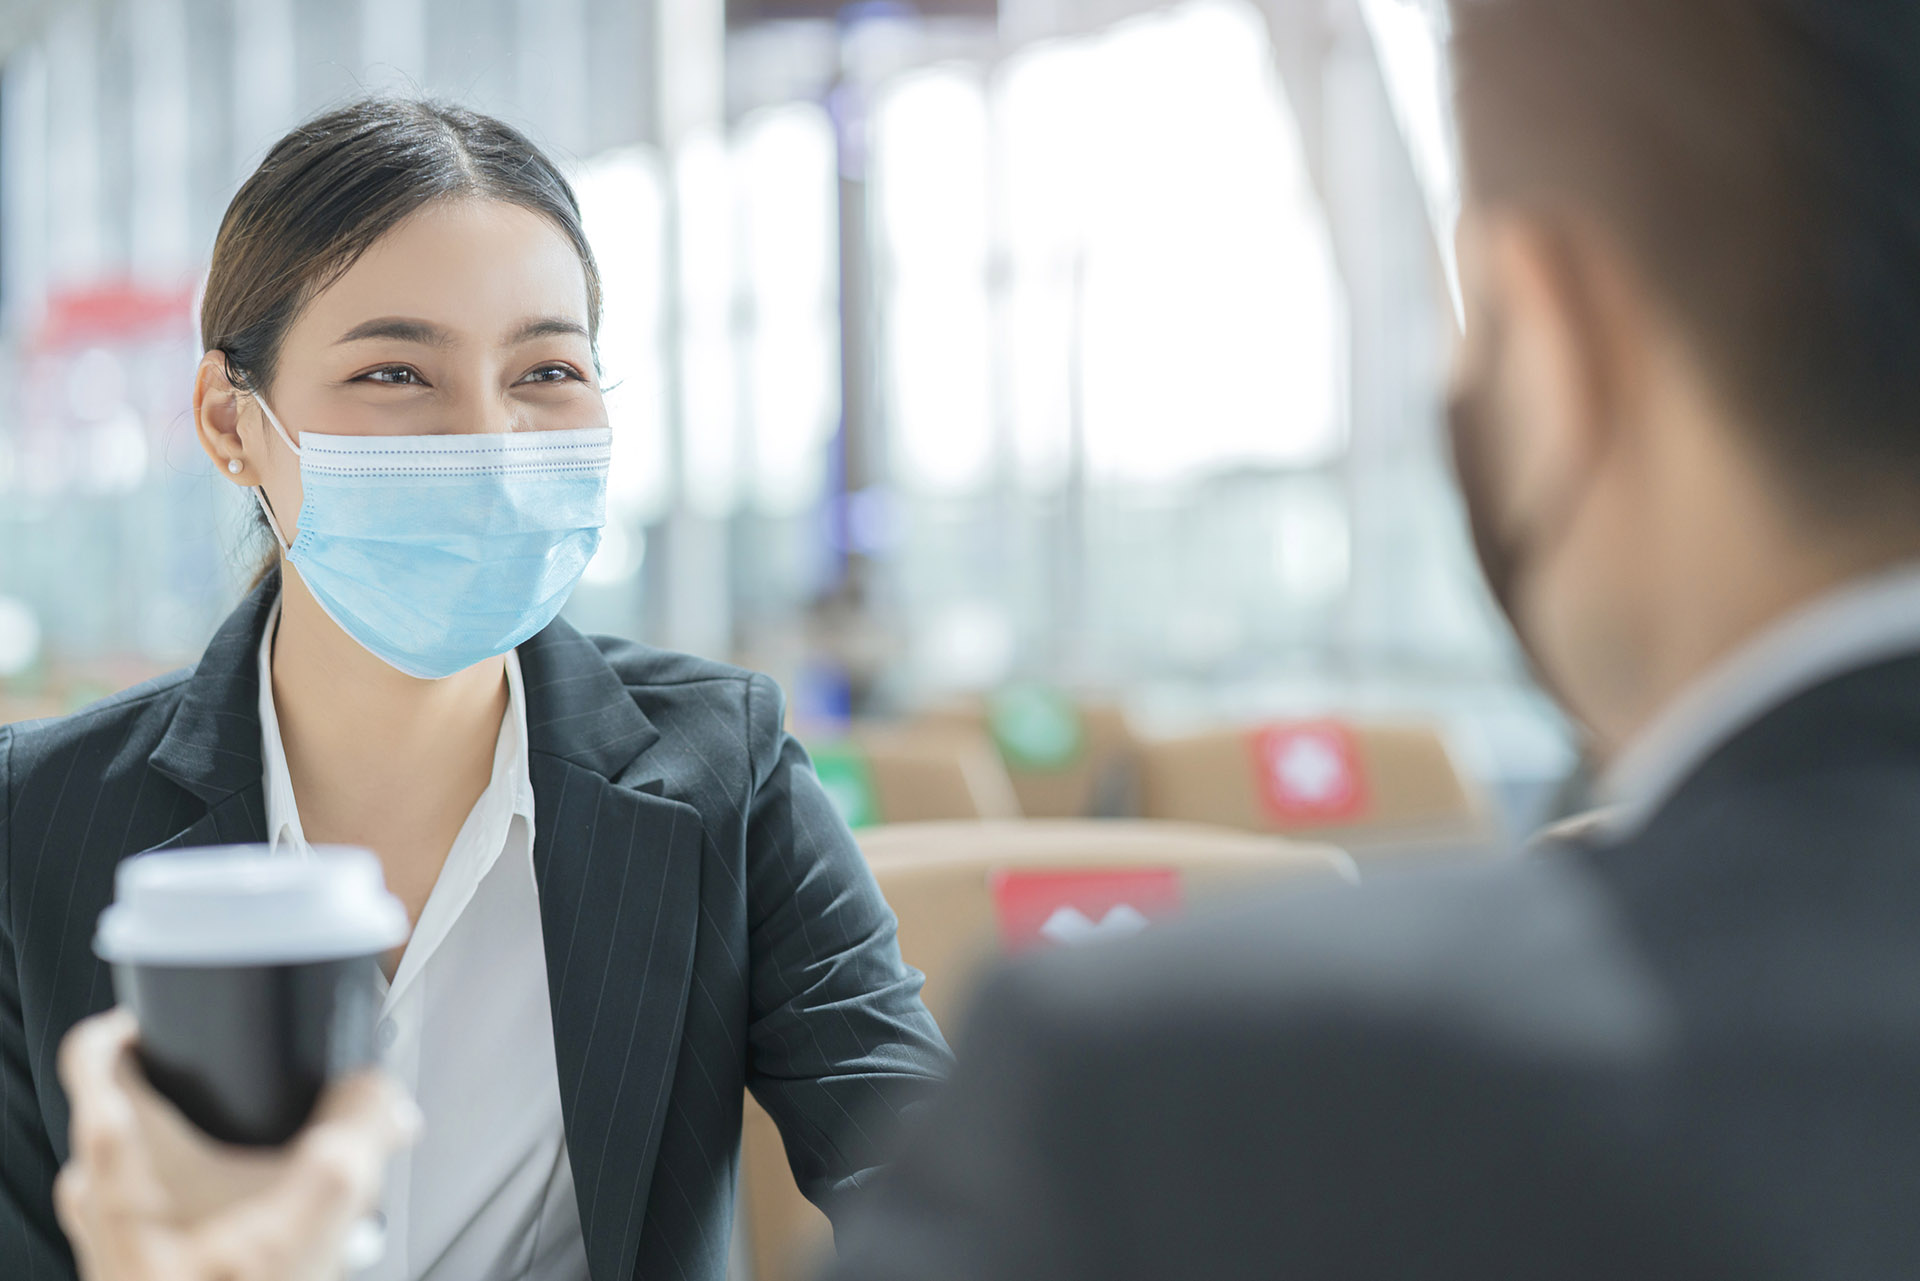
top-left (1450, 0), bottom-right (1920, 517)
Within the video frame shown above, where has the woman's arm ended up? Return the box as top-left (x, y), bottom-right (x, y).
top-left (740, 675), bottom-right (954, 1218)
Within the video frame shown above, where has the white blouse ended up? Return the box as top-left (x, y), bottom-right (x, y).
top-left (257, 596), bottom-right (590, 1281)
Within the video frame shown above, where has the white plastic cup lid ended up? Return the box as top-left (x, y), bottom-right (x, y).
top-left (94, 845), bottom-right (409, 967)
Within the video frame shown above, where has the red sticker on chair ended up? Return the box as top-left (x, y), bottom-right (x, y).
top-left (990, 868), bottom-right (1184, 952)
top-left (1249, 722), bottom-right (1370, 825)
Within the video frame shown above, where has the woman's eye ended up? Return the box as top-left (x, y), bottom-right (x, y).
top-left (360, 366), bottom-right (423, 386)
top-left (521, 364), bottom-right (583, 385)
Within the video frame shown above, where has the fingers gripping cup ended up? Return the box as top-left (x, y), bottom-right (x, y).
top-left (93, 846), bottom-right (409, 1147)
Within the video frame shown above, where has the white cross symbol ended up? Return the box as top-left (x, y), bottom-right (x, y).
top-left (1272, 733), bottom-right (1349, 805)
top-left (1038, 904), bottom-right (1153, 946)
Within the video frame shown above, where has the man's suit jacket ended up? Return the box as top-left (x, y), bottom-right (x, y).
top-left (0, 573), bottom-right (951, 1281)
top-left (827, 653), bottom-right (1920, 1280)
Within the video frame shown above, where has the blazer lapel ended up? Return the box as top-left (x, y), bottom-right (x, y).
top-left (36, 582), bottom-right (278, 1163)
top-left (520, 620), bottom-right (702, 1281)
top-left (146, 571), bottom-right (278, 814)
top-left (39, 777), bottom-right (273, 1166)
top-left (139, 788), bottom-right (270, 853)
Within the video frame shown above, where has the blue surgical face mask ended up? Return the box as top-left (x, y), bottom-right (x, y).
top-left (250, 395), bottom-right (611, 680)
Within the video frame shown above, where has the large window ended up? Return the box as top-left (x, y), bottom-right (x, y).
top-left (875, 0), bottom-right (1346, 496)
top-left (571, 146), bottom-right (669, 591)
top-left (867, 0), bottom-right (1352, 690)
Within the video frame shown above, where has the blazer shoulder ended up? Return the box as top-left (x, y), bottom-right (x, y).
top-left (587, 634), bottom-right (761, 695)
top-left (3, 667), bottom-right (193, 782)
top-left (583, 636), bottom-right (789, 776)
top-left (991, 855), bottom-right (1673, 1069)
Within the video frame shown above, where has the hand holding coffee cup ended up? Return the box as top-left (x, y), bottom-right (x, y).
top-left (92, 846), bottom-right (409, 1146)
top-left (55, 1007), bottom-right (420, 1281)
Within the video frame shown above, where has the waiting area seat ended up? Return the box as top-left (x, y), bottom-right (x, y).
top-left (798, 725), bottom-right (1023, 827)
top-left (912, 692), bottom-right (1140, 819)
top-left (740, 819), bottom-right (1354, 1281)
top-left (1137, 719), bottom-right (1499, 862)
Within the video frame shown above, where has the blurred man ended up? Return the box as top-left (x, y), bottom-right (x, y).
top-left (823, 0), bottom-right (1920, 1276)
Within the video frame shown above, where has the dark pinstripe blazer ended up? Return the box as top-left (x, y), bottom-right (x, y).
top-left (0, 573), bottom-right (952, 1281)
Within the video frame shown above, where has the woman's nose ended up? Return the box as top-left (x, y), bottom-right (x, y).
top-left (447, 392), bottom-right (525, 436)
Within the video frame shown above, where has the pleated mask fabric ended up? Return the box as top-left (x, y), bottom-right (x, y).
top-left (250, 396), bottom-right (611, 680)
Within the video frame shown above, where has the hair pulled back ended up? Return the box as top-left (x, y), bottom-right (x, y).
top-left (201, 97), bottom-right (601, 398)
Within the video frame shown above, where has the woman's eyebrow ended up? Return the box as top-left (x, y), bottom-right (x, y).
top-left (508, 317), bottom-right (590, 343)
top-left (335, 317), bottom-right (456, 347)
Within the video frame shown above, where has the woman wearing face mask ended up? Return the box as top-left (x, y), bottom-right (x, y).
top-left (0, 98), bottom-right (951, 1281)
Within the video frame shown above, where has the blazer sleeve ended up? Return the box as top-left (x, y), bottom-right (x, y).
top-left (0, 725), bottom-right (79, 1278)
top-left (740, 674), bottom-right (954, 1221)
top-left (819, 961), bottom-right (1105, 1281)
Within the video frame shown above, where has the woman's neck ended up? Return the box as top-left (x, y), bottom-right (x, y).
top-left (268, 563), bottom-right (509, 921)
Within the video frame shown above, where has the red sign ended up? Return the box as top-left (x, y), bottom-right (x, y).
top-left (990, 868), bottom-right (1184, 952)
top-left (1249, 721), bottom-right (1370, 826)
top-left (36, 281), bottom-right (198, 352)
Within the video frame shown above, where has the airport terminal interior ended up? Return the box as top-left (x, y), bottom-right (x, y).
top-left (0, 1), bottom-right (1580, 1274)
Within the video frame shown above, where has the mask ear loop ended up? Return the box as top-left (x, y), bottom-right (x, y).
top-left (249, 393), bottom-right (302, 555)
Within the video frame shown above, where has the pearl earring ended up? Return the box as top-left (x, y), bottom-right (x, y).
top-left (228, 458), bottom-right (244, 475)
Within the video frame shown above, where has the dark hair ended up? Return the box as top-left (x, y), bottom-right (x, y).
top-left (1450, 0), bottom-right (1920, 517)
top-left (202, 96), bottom-right (601, 397)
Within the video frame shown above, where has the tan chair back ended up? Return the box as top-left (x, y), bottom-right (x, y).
top-left (1138, 719), bottom-right (1497, 860)
top-left (913, 696), bottom-right (1139, 819)
top-left (740, 820), bottom-right (1353, 1281)
top-left (802, 725), bottom-right (1022, 826)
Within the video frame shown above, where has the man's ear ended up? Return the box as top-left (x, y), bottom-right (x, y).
top-left (1476, 210), bottom-right (1651, 497)
top-left (194, 352), bottom-right (251, 485)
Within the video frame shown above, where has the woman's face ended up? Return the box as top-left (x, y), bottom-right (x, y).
top-left (211, 197), bottom-right (606, 545)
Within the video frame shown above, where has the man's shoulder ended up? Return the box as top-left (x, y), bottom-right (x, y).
top-left (985, 854), bottom-right (1673, 1074)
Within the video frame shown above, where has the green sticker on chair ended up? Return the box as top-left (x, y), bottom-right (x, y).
top-left (813, 747), bottom-right (880, 829)
top-left (988, 686), bottom-right (1085, 772)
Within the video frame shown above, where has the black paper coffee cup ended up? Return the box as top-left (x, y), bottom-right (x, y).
top-left (93, 846), bottom-right (409, 1147)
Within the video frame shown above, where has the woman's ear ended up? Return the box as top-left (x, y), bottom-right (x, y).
top-left (194, 352), bottom-right (251, 484)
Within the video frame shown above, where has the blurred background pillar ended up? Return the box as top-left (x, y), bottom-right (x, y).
top-left (44, 4), bottom-right (101, 284)
top-left (1325, 0), bottom-right (1450, 673)
top-left (359, 0), bottom-right (427, 97)
top-left (129, 0), bottom-right (190, 284)
top-left (233, 0), bottom-right (296, 165)
top-left (649, 0), bottom-right (738, 661)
